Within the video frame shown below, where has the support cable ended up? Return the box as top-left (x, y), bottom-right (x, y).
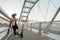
top-left (45, 0), bottom-right (50, 21)
top-left (37, 0), bottom-right (45, 20)
top-left (50, 0), bottom-right (57, 9)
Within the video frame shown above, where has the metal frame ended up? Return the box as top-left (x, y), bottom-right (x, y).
top-left (18, 0), bottom-right (39, 38)
top-left (44, 6), bottom-right (60, 33)
top-left (19, 0), bottom-right (39, 22)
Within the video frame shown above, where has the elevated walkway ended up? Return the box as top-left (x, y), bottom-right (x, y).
top-left (0, 0), bottom-right (60, 40)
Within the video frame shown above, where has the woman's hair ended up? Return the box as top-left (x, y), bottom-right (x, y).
top-left (12, 13), bottom-right (16, 17)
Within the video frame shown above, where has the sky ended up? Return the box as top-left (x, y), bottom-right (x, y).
top-left (0, 0), bottom-right (60, 22)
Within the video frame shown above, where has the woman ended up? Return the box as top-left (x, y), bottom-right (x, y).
top-left (10, 13), bottom-right (18, 37)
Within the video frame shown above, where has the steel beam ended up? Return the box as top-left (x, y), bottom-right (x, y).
top-left (19, 0), bottom-right (39, 22)
top-left (26, 0), bottom-right (39, 20)
top-left (24, 7), bottom-right (31, 9)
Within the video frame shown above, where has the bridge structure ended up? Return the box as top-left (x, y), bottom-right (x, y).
top-left (0, 0), bottom-right (60, 40)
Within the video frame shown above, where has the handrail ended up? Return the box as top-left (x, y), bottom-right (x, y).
top-left (0, 7), bottom-right (11, 20)
top-left (0, 16), bottom-right (10, 22)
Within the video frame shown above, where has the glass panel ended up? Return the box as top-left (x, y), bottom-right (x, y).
top-left (23, 8), bottom-right (30, 12)
top-left (21, 17), bottom-right (27, 20)
top-left (41, 22), bottom-right (49, 30)
top-left (22, 13), bottom-right (28, 16)
top-left (25, 2), bottom-right (34, 8)
top-left (50, 22), bottom-right (60, 35)
top-left (31, 23), bottom-right (39, 29)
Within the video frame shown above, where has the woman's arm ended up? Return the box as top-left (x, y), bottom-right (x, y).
top-left (10, 18), bottom-right (18, 23)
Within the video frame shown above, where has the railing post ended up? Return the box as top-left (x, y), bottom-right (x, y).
top-left (29, 23), bottom-right (32, 31)
top-left (27, 23), bottom-right (28, 28)
top-left (30, 23), bottom-right (32, 31)
top-left (39, 23), bottom-right (41, 35)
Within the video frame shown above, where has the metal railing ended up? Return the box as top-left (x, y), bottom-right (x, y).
top-left (0, 17), bottom-right (11, 40)
top-left (0, 6), bottom-right (11, 40)
top-left (22, 20), bottom-right (60, 40)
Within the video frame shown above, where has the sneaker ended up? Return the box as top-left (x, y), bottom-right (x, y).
top-left (14, 35), bottom-right (18, 37)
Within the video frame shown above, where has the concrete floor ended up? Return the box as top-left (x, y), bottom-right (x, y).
top-left (8, 28), bottom-right (50, 40)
